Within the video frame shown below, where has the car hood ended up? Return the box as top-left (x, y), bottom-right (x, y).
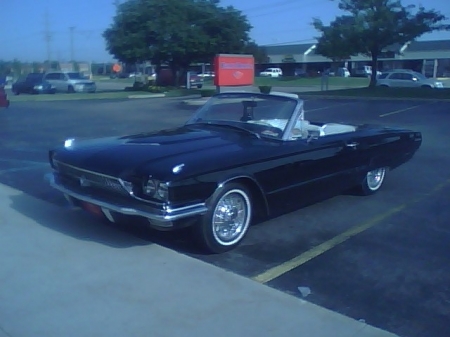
top-left (53, 126), bottom-right (268, 180)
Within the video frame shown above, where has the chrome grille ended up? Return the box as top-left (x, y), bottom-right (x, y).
top-left (55, 161), bottom-right (129, 196)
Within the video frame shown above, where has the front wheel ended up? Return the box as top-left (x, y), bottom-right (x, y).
top-left (193, 183), bottom-right (252, 253)
top-left (68, 85), bottom-right (75, 93)
top-left (360, 167), bottom-right (386, 195)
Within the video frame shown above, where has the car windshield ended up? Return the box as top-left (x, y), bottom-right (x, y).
top-left (186, 93), bottom-right (302, 140)
top-left (66, 72), bottom-right (85, 79)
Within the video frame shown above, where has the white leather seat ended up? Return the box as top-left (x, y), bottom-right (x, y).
top-left (320, 123), bottom-right (356, 136)
top-left (291, 120), bottom-right (323, 139)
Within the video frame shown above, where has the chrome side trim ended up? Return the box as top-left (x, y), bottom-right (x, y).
top-left (49, 174), bottom-right (208, 223)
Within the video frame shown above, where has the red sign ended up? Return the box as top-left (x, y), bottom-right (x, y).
top-left (214, 54), bottom-right (254, 86)
top-left (112, 63), bottom-right (122, 73)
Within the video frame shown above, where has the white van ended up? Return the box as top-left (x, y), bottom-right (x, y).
top-left (259, 68), bottom-right (283, 77)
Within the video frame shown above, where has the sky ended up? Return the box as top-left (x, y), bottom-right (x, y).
top-left (1, 0), bottom-right (449, 62)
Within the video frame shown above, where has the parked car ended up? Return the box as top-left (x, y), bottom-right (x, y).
top-left (48, 92), bottom-right (422, 253)
top-left (5, 75), bottom-right (13, 85)
top-left (11, 73), bottom-right (56, 95)
top-left (336, 67), bottom-right (351, 77)
top-left (376, 70), bottom-right (444, 88)
top-left (184, 71), bottom-right (203, 88)
top-left (353, 65), bottom-right (381, 78)
top-left (197, 71), bottom-right (215, 78)
top-left (44, 71), bottom-right (96, 93)
top-left (259, 68), bottom-right (283, 77)
top-left (294, 68), bottom-right (307, 77)
top-left (128, 72), bottom-right (142, 78)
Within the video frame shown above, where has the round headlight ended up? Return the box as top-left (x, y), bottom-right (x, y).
top-left (156, 183), bottom-right (169, 200)
top-left (143, 179), bottom-right (157, 196)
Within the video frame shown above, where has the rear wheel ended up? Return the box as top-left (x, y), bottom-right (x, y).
top-left (360, 167), bottom-right (386, 195)
top-left (194, 183), bottom-right (252, 253)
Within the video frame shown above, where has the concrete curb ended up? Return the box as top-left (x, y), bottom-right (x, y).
top-left (127, 93), bottom-right (165, 99)
top-left (7, 93), bottom-right (167, 103)
top-left (182, 97), bottom-right (209, 106)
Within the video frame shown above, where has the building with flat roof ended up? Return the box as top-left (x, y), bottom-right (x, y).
top-left (260, 39), bottom-right (450, 77)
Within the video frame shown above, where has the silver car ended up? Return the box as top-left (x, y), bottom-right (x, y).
top-left (376, 70), bottom-right (444, 89)
top-left (44, 71), bottom-right (97, 93)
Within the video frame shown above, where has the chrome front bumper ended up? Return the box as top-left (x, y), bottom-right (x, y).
top-left (49, 173), bottom-right (208, 228)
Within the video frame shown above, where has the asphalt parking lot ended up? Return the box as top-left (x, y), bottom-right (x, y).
top-left (1, 96), bottom-right (449, 337)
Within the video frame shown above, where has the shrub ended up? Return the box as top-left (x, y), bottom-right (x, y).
top-left (200, 89), bottom-right (216, 97)
top-left (147, 86), bottom-right (165, 93)
top-left (259, 85), bottom-right (272, 94)
top-left (132, 81), bottom-right (146, 90)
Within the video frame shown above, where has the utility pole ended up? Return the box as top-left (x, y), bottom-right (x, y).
top-left (43, 9), bottom-right (52, 63)
top-left (69, 26), bottom-right (75, 61)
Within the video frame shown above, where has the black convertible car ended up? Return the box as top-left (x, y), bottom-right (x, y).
top-left (48, 92), bottom-right (422, 253)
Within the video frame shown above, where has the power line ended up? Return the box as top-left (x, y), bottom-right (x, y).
top-left (255, 28), bottom-right (305, 35)
top-left (262, 38), bottom-right (316, 46)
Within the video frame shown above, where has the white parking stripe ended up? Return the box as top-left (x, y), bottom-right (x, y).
top-left (307, 101), bottom-right (356, 112)
top-left (0, 159), bottom-right (48, 174)
top-left (0, 165), bottom-right (48, 174)
top-left (379, 101), bottom-right (437, 117)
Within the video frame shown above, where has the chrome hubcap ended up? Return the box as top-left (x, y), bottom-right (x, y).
top-left (212, 189), bottom-right (250, 246)
top-left (367, 168), bottom-right (386, 190)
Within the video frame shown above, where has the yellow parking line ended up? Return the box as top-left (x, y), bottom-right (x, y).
top-left (252, 179), bottom-right (450, 284)
top-left (379, 102), bottom-right (436, 117)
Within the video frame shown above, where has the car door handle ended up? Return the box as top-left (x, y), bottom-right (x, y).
top-left (346, 142), bottom-right (359, 149)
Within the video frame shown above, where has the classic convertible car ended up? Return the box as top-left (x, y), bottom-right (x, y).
top-left (48, 92), bottom-right (422, 253)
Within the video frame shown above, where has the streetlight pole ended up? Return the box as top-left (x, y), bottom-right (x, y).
top-left (69, 26), bottom-right (75, 61)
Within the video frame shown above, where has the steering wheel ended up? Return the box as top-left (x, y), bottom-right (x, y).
top-left (247, 120), bottom-right (283, 137)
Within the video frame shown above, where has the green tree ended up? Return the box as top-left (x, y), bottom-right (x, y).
top-left (103, 0), bottom-right (252, 85)
top-left (243, 41), bottom-right (269, 64)
top-left (313, 0), bottom-right (450, 86)
top-left (11, 59), bottom-right (22, 78)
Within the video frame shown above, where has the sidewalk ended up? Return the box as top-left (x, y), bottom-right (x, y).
top-left (0, 183), bottom-right (398, 337)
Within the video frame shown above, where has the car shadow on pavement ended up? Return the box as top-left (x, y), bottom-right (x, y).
top-left (8, 191), bottom-right (205, 254)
